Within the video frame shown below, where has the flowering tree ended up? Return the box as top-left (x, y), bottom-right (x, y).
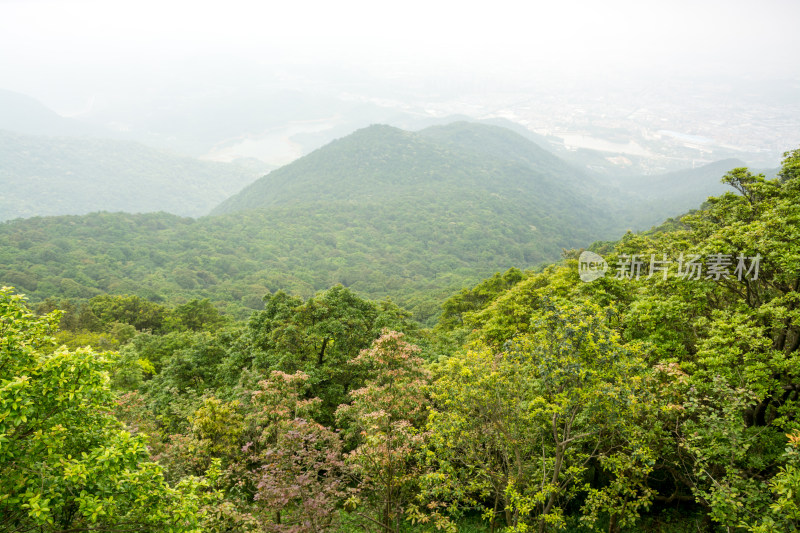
top-left (336, 330), bottom-right (430, 532)
top-left (241, 370), bottom-right (347, 532)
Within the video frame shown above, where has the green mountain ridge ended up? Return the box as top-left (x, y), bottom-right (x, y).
top-left (213, 123), bottom-right (614, 215)
top-left (0, 130), bottom-right (263, 221)
top-left (0, 121), bottom-right (749, 322)
top-left (417, 121), bottom-right (588, 183)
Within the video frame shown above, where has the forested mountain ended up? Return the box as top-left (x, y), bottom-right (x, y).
top-left (0, 123), bottom-right (622, 321)
top-left (416, 121), bottom-right (595, 190)
top-left (0, 122), bottom-right (758, 322)
top-left (213, 122), bottom-right (740, 229)
top-left (4, 149), bottom-right (799, 532)
top-left (0, 130), bottom-right (262, 220)
top-left (211, 123), bottom-right (606, 215)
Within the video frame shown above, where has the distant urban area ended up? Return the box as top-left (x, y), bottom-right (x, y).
top-left (352, 72), bottom-right (800, 174)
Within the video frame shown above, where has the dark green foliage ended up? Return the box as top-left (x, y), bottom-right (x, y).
top-left (0, 191), bottom-right (594, 324)
top-left (241, 285), bottom-right (415, 423)
top-left (166, 298), bottom-right (228, 332)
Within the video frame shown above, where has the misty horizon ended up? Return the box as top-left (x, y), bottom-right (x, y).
top-left (2, 0), bottom-right (799, 172)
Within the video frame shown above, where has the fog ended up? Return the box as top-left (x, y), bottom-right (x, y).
top-left (2, 0), bottom-right (799, 171)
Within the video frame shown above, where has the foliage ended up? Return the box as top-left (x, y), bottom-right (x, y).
top-left (746, 431), bottom-right (800, 532)
top-left (0, 286), bottom-right (201, 532)
top-left (4, 141), bottom-right (800, 531)
top-left (437, 267), bottom-right (525, 332)
top-left (423, 301), bottom-right (653, 533)
top-left (239, 370), bottom-right (347, 532)
top-left (336, 330), bottom-right (431, 532)
top-left (0, 123), bottom-right (692, 324)
top-left (240, 286), bottom-right (417, 423)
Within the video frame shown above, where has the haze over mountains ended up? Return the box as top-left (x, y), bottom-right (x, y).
top-left (0, 89), bottom-right (104, 138)
top-left (0, 84), bottom-right (784, 322)
top-left (0, 90), bottom-right (269, 220)
top-left (1, 88), bottom-right (761, 224)
top-left (0, 118), bottom-right (754, 322)
top-left (0, 130), bottom-right (265, 220)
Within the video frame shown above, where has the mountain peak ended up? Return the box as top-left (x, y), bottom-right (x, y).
top-left (210, 122), bottom-right (581, 216)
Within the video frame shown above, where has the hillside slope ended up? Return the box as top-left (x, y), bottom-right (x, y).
top-left (0, 89), bottom-right (101, 137)
top-left (0, 122), bottom-right (750, 322)
top-left (212, 123), bottom-right (615, 214)
top-left (0, 130), bottom-right (262, 220)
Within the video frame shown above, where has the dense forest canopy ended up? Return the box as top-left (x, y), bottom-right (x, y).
top-left (2, 147), bottom-right (799, 531)
top-left (0, 122), bottom-right (747, 324)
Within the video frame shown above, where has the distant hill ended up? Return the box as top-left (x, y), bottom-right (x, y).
top-left (0, 130), bottom-right (262, 220)
top-left (212, 123), bottom-right (620, 227)
top-left (620, 158), bottom-right (745, 194)
top-left (0, 89), bottom-right (101, 137)
top-left (0, 122), bottom-right (751, 322)
top-left (210, 122), bottom-right (634, 269)
top-left (615, 158), bottom-right (746, 214)
top-left (416, 122), bottom-right (591, 187)
top-left (211, 121), bottom-right (723, 230)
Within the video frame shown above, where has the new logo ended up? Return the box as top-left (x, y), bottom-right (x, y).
top-left (579, 251), bottom-right (608, 282)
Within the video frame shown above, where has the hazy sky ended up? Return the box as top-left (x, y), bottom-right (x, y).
top-left (2, 0), bottom-right (799, 112)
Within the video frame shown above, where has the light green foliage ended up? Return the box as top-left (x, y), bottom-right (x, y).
top-left (747, 432), bottom-right (800, 532)
top-left (405, 147), bottom-right (800, 531)
top-left (152, 395), bottom-right (246, 485)
top-left (422, 346), bottom-right (542, 530)
top-left (436, 267), bottom-right (525, 332)
top-left (0, 286), bottom-right (201, 531)
top-left (424, 300), bottom-right (653, 532)
top-left (190, 396), bottom-right (245, 467)
top-left (626, 157), bottom-right (800, 527)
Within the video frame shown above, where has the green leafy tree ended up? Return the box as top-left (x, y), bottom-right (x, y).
top-left (243, 286), bottom-right (414, 423)
top-left (424, 301), bottom-right (653, 533)
top-left (88, 293), bottom-right (169, 332)
top-left (438, 267), bottom-right (525, 331)
top-left (613, 151), bottom-right (800, 528)
top-left (166, 298), bottom-right (228, 332)
top-left (0, 287), bottom-right (201, 532)
top-left (747, 431), bottom-right (800, 532)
